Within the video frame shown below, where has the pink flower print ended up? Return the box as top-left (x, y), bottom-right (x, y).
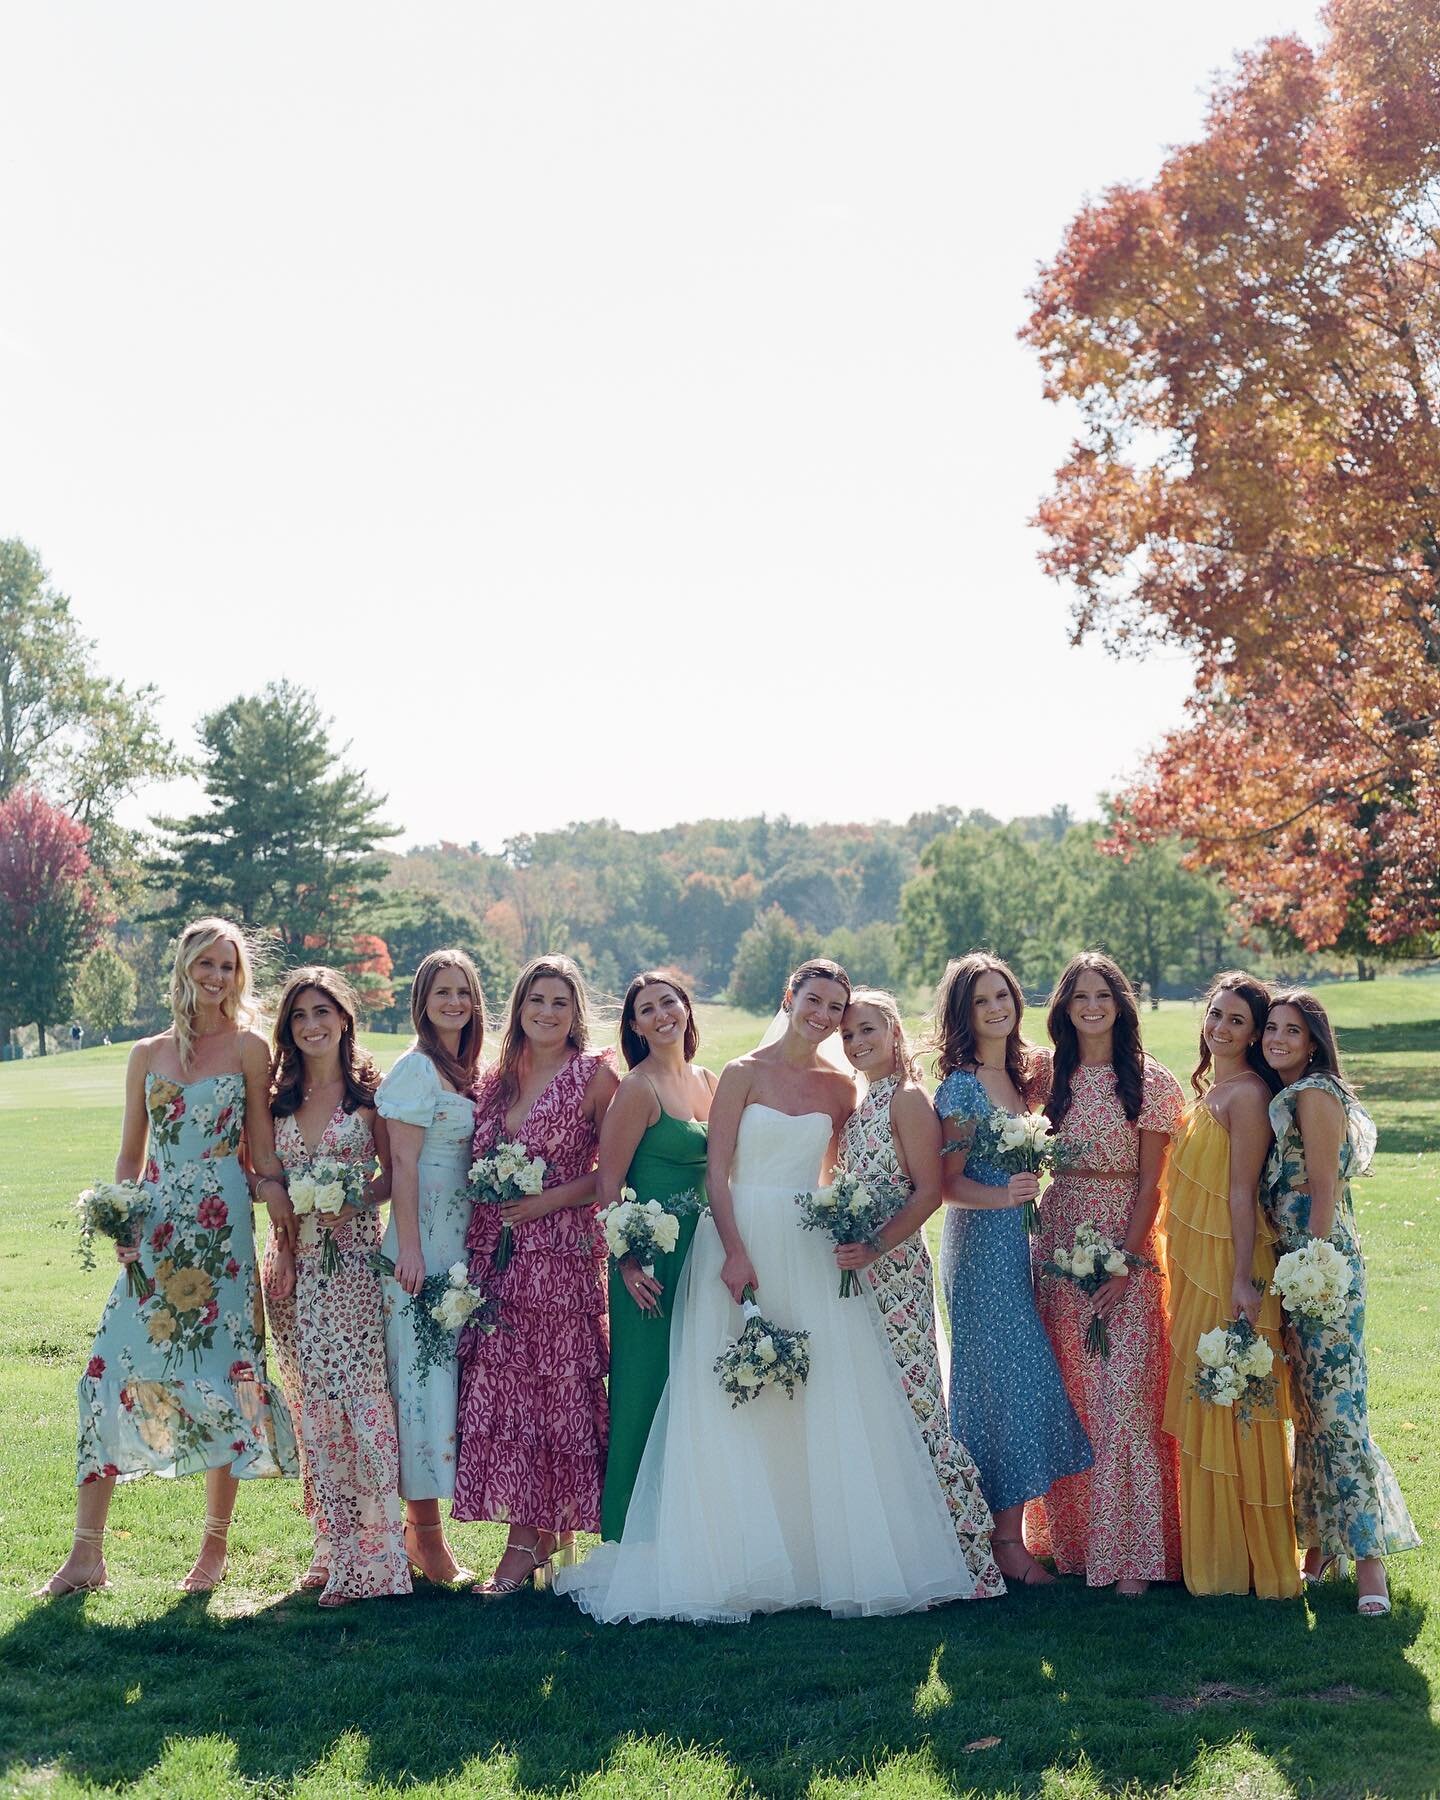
top-left (229, 1361), bottom-right (255, 1384)
top-left (166, 1097), bottom-right (186, 1124)
top-left (86, 1356), bottom-right (105, 1379)
top-left (119, 1386), bottom-right (134, 1411)
top-left (145, 1158), bottom-right (160, 1183)
top-left (151, 1221), bottom-right (174, 1251)
top-left (231, 1439), bottom-right (246, 1455)
top-left (225, 1258), bottom-right (240, 1279)
top-left (102, 1462), bottom-right (119, 1477)
top-left (201, 1299), bottom-right (219, 1326)
top-left (216, 1106), bottom-right (234, 1131)
top-left (196, 1197), bottom-right (229, 1230)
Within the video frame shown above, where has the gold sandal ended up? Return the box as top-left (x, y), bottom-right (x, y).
top-left (476, 1531), bottom-right (557, 1600)
top-left (179, 1513), bottom-right (231, 1593)
top-left (406, 1518), bottom-right (473, 1586)
top-left (34, 1526), bottom-right (110, 1597)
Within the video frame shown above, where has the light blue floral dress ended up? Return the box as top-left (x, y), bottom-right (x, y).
top-left (935, 1069), bottom-right (1092, 1516)
top-left (377, 1050), bottom-right (475, 1502)
top-left (1263, 1074), bottom-right (1420, 1561)
top-left (77, 1071), bottom-right (298, 1485)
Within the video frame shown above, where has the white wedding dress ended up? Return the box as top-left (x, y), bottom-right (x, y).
top-left (555, 1104), bottom-right (982, 1622)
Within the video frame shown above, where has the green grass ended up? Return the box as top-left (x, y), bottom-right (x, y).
top-left (1, 983), bottom-right (1437, 1798)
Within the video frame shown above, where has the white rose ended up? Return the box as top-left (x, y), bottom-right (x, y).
top-left (735, 1365), bottom-right (761, 1388)
top-left (315, 1182), bottom-right (347, 1217)
top-left (1103, 1252), bottom-right (1128, 1276)
top-left (654, 1217), bottom-right (679, 1253)
top-left (448, 1261), bottom-right (470, 1287)
top-left (813, 1187), bottom-right (839, 1211)
top-left (517, 1164), bottom-right (545, 1196)
top-left (754, 1336), bottom-right (777, 1365)
top-left (1240, 1339), bottom-right (1274, 1380)
top-left (619, 1186), bottom-right (637, 1204)
top-left (1195, 1327), bottom-right (1231, 1371)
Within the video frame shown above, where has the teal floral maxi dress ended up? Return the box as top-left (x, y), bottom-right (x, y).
top-left (1263, 1074), bottom-right (1419, 1563)
top-left (77, 1072), bottom-right (298, 1485)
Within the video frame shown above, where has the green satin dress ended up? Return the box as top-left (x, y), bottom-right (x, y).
top-left (599, 1108), bottom-right (707, 1541)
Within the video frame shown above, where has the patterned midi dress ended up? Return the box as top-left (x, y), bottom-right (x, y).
top-left (262, 1105), bottom-right (410, 1602)
top-left (840, 1075), bottom-right (1005, 1597)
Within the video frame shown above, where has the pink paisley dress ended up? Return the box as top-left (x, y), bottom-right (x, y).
top-left (1031, 1054), bottom-right (1184, 1587)
top-left (262, 1106), bottom-right (410, 1603)
top-left (451, 1050), bottom-right (613, 1532)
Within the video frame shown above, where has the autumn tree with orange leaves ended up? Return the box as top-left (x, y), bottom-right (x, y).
top-left (1024, 0), bottom-right (1440, 954)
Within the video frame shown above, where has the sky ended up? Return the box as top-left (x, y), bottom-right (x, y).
top-left (1, 1), bottom-right (1325, 850)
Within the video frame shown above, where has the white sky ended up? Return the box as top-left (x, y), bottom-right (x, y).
top-left (1, 1), bottom-right (1322, 850)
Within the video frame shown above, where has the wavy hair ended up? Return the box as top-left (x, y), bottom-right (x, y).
top-left (931, 953), bottom-right (1038, 1098)
top-left (1045, 951), bottom-right (1144, 1127)
top-left (1267, 988), bottom-right (1355, 1096)
top-left (493, 953), bottom-right (592, 1106)
top-left (1192, 970), bottom-right (1281, 1098)
top-left (270, 965), bottom-right (380, 1119)
top-left (169, 918), bottom-right (263, 1073)
top-left (410, 949), bottom-right (486, 1096)
top-left (844, 987), bottom-right (922, 1085)
top-left (619, 970), bottom-right (699, 1070)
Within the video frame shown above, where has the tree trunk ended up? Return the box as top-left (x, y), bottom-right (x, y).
top-left (37, 1021), bottom-right (48, 1055)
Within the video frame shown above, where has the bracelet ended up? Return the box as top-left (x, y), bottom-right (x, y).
top-left (257, 1175), bottom-right (289, 1199)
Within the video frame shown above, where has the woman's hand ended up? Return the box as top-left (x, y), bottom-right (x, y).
top-left (1006, 1171), bottom-right (1040, 1209)
top-left (836, 1241), bottom-right (881, 1273)
top-left (115, 1240), bottom-right (142, 1265)
top-left (1091, 1270), bottom-right (1130, 1322)
top-left (267, 1247), bottom-right (296, 1302)
top-left (1231, 1273), bottom-right (1262, 1328)
top-left (319, 1204), bottom-right (364, 1231)
top-left (720, 1246), bottom-right (758, 1304)
top-left (500, 1193), bottom-right (554, 1227)
top-left (391, 1241), bottom-right (428, 1297)
top-left (264, 1184), bottom-right (298, 1252)
top-left (620, 1257), bottom-right (664, 1316)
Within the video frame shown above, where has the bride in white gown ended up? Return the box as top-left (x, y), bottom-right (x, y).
top-left (555, 959), bottom-right (989, 1622)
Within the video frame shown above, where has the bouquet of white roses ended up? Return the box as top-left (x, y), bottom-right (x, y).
top-left (598, 1188), bottom-right (705, 1319)
top-left (1271, 1238), bottom-right (1352, 1328)
top-left (467, 1141), bottom-right (547, 1273)
top-left (714, 1285), bottom-right (811, 1406)
top-left (948, 1107), bottom-right (1068, 1232)
top-left (794, 1171), bottom-right (900, 1296)
top-left (371, 1255), bottom-right (503, 1383)
top-left (1192, 1314), bottom-right (1278, 1425)
top-left (291, 1158), bottom-right (370, 1274)
top-left (1041, 1222), bottom-right (1155, 1359)
top-left (75, 1179), bottom-right (152, 1300)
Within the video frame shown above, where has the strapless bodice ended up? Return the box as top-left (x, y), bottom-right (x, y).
top-left (730, 1104), bottom-right (832, 1192)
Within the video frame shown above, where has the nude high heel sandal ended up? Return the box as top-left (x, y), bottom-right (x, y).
top-left (33, 1526), bottom-right (110, 1597)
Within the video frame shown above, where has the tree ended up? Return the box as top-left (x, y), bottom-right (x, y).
top-left (729, 906), bottom-right (814, 1013)
top-left (1024, 0), bottom-right (1440, 952)
top-left (372, 887), bottom-right (518, 1029)
top-left (150, 682), bottom-right (398, 955)
top-left (898, 826), bottom-right (1066, 989)
top-left (820, 922), bottom-right (902, 992)
top-left (73, 944), bottom-right (138, 1038)
top-left (1064, 832), bottom-right (1233, 997)
top-left (0, 787), bottom-right (103, 1052)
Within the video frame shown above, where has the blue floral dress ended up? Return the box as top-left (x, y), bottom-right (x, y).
top-left (377, 1050), bottom-right (475, 1502)
top-left (76, 1071), bottom-right (298, 1485)
top-left (1263, 1075), bottom-right (1420, 1562)
top-left (935, 1068), bottom-right (1092, 1516)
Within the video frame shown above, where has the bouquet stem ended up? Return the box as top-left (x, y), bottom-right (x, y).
top-left (492, 1223), bottom-right (514, 1274)
top-left (642, 1260), bottom-right (664, 1320)
top-left (838, 1267), bottom-right (858, 1298)
top-left (125, 1241), bottom-right (154, 1303)
top-left (1020, 1196), bottom-right (1037, 1235)
top-left (321, 1230), bottom-right (342, 1277)
top-left (1085, 1313), bottom-right (1110, 1359)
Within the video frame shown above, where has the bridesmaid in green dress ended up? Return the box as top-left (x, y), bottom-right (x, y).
top-left (597, 972), bottom-right (716, 1541)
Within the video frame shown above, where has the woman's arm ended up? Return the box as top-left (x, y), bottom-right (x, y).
top-left (243, 1033), bottom-right (295, 1251)
top-left (597, 1074), bottom-right (663, 1314)
top-left (1092, 1127), bottom-right (1171, 1324)
top-left (500, 1062), bottom-right (622, 1223)
top-left (1295, 1085), bottom-right (1346, 1240)
top-left (1224, 1087), bottom-right (1271, 1326)
top-left (705, 1064), bottom-right (758, 1302)
top-left (386, 1119), bottom-right (428, 1295)
top-left (938, 1116), bottom-right (1034, 1211)
top-left (836, 1087), bottom-right (943, 1270)
top-left (115, 1041), bottom-right (150, 1184)
top-left (367, 1112), bottom-right (392, 1205)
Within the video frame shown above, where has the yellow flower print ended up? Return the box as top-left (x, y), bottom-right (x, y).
top-left (161, 1267), bottom-right (214, 1315)
top-left (146, 1307), bottom-right (179, 1344)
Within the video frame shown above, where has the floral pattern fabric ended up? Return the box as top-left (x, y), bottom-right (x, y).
top-left (76, 1071), bottom-right (297, 1485)
top-left (1031, 1055), bottom-right (1184, 1586)
top-left (452, 1050), bottom-right (613, 1533)
top-left (262, 1107), bottom-right (410, 1603)
top-left (1263, 1075), bottom-right (1420, 1561)
top-left (840, 1075), bottom-right (1005, 1598)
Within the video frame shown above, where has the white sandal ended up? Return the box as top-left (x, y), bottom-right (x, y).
top-left (179, 1513), bottom-right (231, 1593)
top-left (34, 1525), bottom-right (109, 1597)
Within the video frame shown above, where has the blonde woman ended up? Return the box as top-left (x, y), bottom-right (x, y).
top-left (38, 919), bottom-right (298, 1597)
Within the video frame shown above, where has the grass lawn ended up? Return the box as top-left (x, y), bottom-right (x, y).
top-left (1, 979), bottom-right (1436, 1798)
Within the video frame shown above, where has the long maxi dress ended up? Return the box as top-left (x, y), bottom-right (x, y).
top-left (262, 1105), bottom-right (411, 1602)
top-left (1033, 1055), bottom-right (1185, 1587)
top-left (452, 1050), bottom-right (612, 1533)
top-left (1262, 1075), bottom-right (1419, 1565)
top-left (840, 1074), bottom-right (1005, 1597)
top-left (934, 1069), bottom-right (1092, 1523)
top-left (376, 1050), bottom-right (476, 1501)
top-left (599, 1102), bottom-right (707, 1542)
top-left (76, 1070), bottom-right (297, 1486)
top-left (1161, 1103), bottom-right (1300, 1597)
top-left (554, 1104), bottom-right (987, 1622)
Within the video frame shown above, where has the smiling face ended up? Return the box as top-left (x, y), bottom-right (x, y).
top-left (630, 981), bottom-right (689, 1054)
top-left (787, 976), bottom-right (849, 1045)
top-left (1262, 1003), bottom-right (1313, 1079)
top-left (424, 965), bottom-right (474, 1040)
top-left (521, 976), bottom-right (576, 1052)
top-left (287, 985), bottom-right (346, 1067)
top-left (188, 937), bottom-right (238, 1011)
top-left (970, 973), bottom-right (1018, 1047)
top-left (1203, 988), bottom-right (1259, 1063)
top-left (840, 1002), bottom-right (895, 1076)
top-left (1067, 971), bottom-right (1118, 1042)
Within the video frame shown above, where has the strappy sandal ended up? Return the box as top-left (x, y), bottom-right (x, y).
top-left (33, 1526), bottom-right (110, 1597)
top-left (406, 1518), bottom-right (473, 1586)
top-left (299, 1561), bottom-right (330, 1592)
top-left (1302, 1552), bottom-right (1344, 1585)
top-left (179, 1513), bottom-right (231, 1593)
top-left (991, 1536), bottom-right (1054, 1587)
top-left (476, 1531), bottom-right (557, 1600)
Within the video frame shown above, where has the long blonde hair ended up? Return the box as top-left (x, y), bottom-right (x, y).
top-left (169, 917), bottom-right (261, 1072)
top-left (844, 987), bottom-right (922, 1084)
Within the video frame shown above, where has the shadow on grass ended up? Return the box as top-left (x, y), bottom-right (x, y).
top-left (1338, 1020), bottom-right (1440, 1058)
top-left (1, 1573), bottom-right (1435, 1797)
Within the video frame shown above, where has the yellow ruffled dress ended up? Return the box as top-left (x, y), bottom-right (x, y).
top-left (1162, 1105), bottom-right (1301, 1598)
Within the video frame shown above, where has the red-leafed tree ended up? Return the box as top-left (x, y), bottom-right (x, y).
top-left (300, 930), bottom-right (396, 1016)
top-left (1024, 0), bottom-right (1440, 952)
top-left (0, 786), bottom-right (103, 1052)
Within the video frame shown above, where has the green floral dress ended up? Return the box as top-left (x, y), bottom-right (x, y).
top-left (76, 1071), bottom-right (298, 1485)
top-left (1263, 1074), bottom-right (1419, 1561)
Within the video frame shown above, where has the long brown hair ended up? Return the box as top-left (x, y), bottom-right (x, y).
top-left (1267, 988), bottom-right (1355, 1095)
top-left (1192, 970), bottom-right (1281, 1098)
top-left (493, 953), bottom-right (592, 1106)
top-left (270, 965), bottom-right (379, 1118)
top-left (410, 949), bottom-right (486, 1095)
top-left (619, 970), bottom-right (698, 1069)
top-left (1046, 951), bottom-right (1144, 1127)
top-left (931, 953), bottom-right (1037, 1097)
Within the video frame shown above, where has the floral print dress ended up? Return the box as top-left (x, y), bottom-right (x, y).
top-left (1263, 1075), bottom-right (1420, 1562)
top-left (263, 1106), bottom-right (410, 1602)
top-left (840, 1075), bottom-right (1005, 1598)
top-left (1031, 1056), bottom-right (1184, 1586)
top-left (76, 1071), bottom-right (298, 1485)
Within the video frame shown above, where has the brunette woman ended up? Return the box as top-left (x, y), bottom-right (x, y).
top-left (38, 919), bottom-right (297, 1597)
top-left (1161, 973), bottom-right (1299, 1598)
top-left (932, 954), bottom-right (1092, 1588)
top-left (378, 949), bottom-right (486, 1585)
top-left (261, 966), bottom-right (410, 1606)
top-left (1262, 990), bottom-right (1419, 1616)
top-left (1035, 952), bottom-right (1183, 1594)
top-left (595, 971), bottom-right (716, 1542)
top-left (452, 954), bottom-right (619, 1596)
